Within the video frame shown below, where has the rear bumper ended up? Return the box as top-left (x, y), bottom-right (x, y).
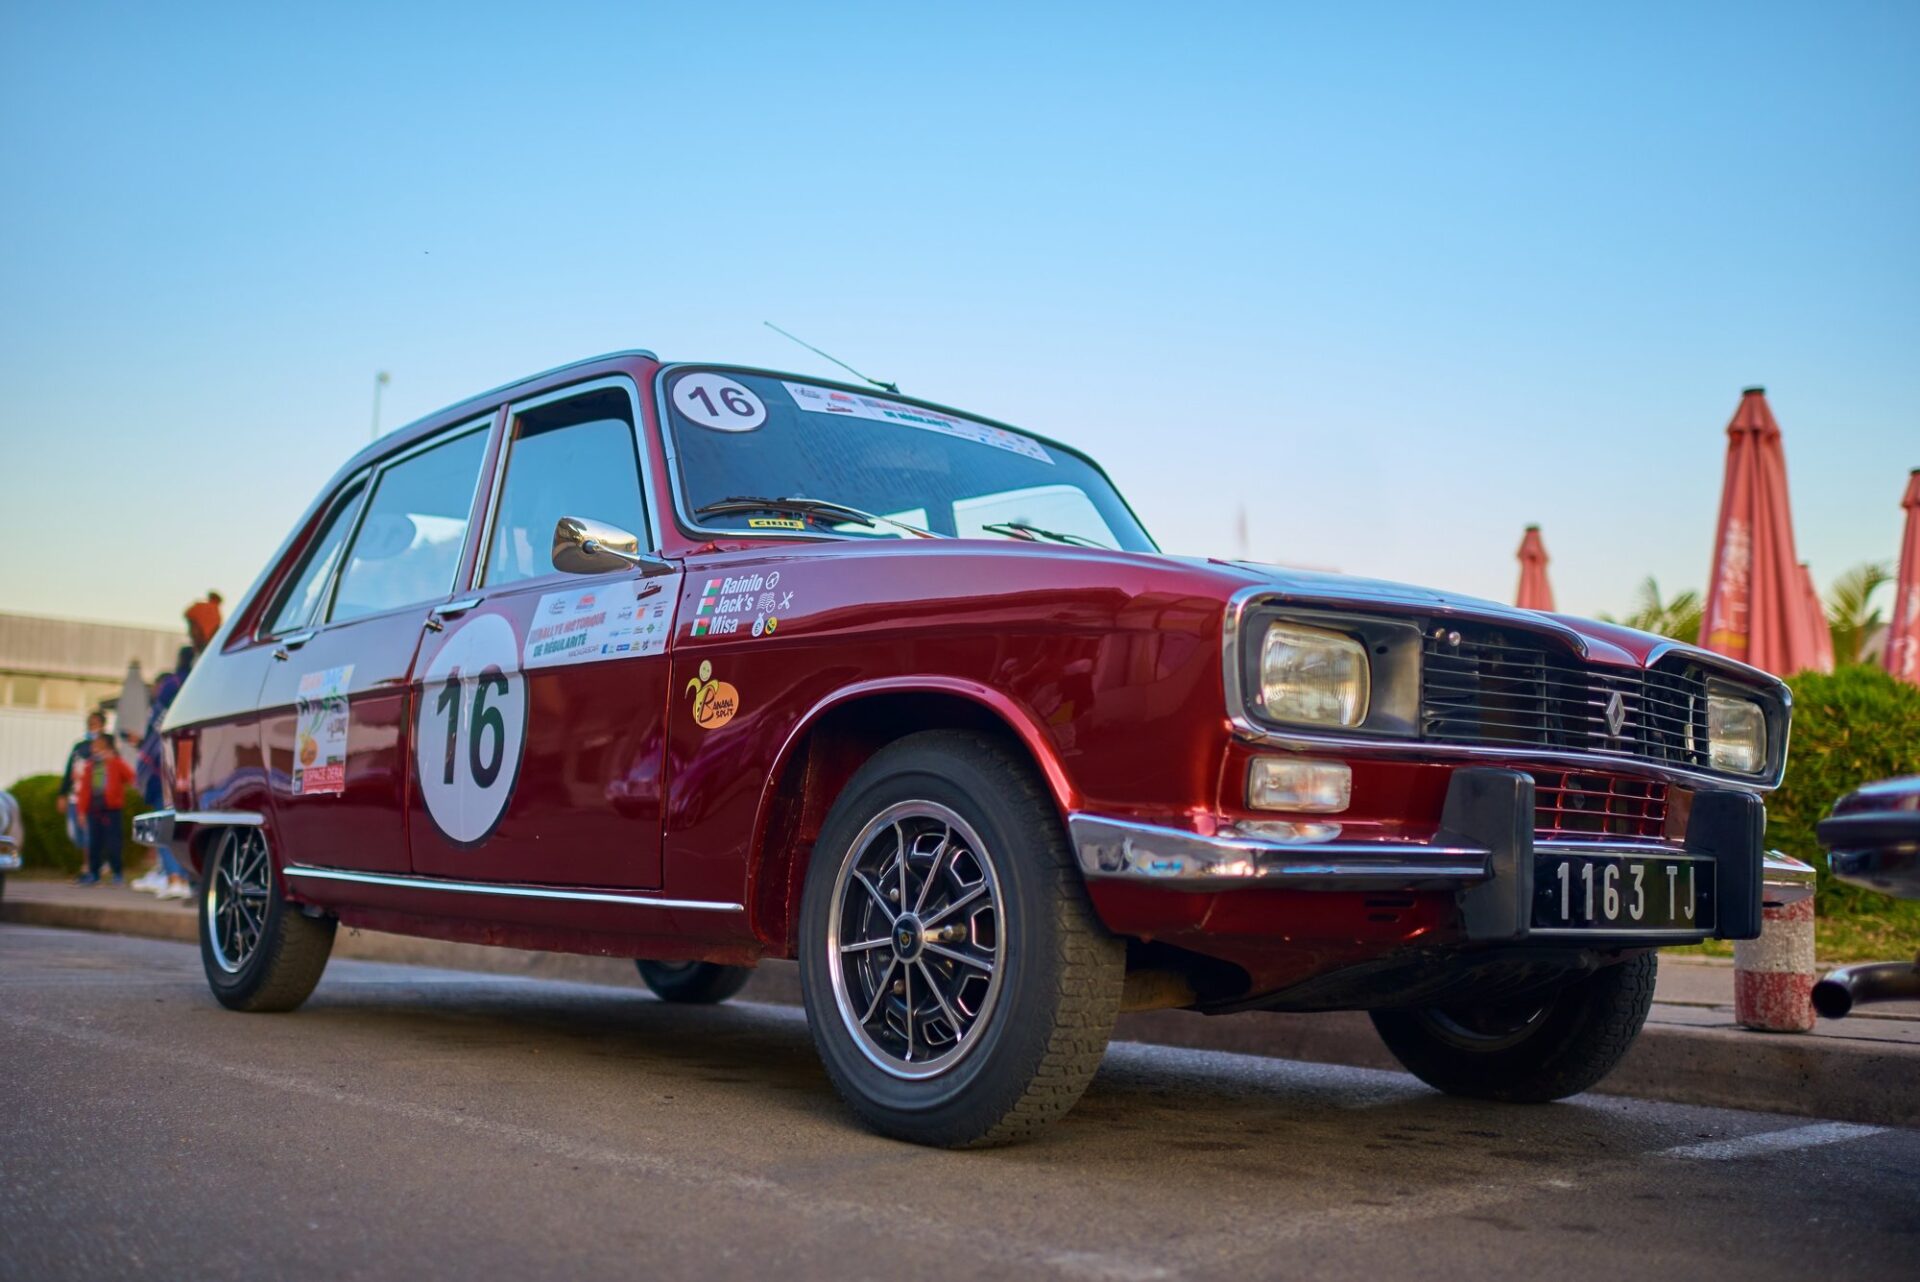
top-left (133, 808), bottom-right (264, 870)
top-left (1071, 766), bottom-right (1812, 943)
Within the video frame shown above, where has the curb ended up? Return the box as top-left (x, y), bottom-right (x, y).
top-left (5, 895), bottom-right (1913, 1129)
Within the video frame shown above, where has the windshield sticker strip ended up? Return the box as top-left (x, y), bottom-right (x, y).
top-left (781, 382), bottom-right (1052, 464)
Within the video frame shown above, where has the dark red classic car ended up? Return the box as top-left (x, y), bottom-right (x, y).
top-left (137, 349), bottom-right (1812, 1146)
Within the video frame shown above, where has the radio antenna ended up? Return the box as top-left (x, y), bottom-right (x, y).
top-left (764, 321), bottom-right (899, 394)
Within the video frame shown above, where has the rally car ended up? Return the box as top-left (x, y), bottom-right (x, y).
top-left (138, 349), bottom-right (1810, 1146)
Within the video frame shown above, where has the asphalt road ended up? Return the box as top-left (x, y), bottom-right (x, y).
top-left (2, 925), bottom-right (1914, 1282)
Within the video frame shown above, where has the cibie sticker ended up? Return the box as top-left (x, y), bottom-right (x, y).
top-left (685, 660), bottom-right (740, 730)
top-left (747, 517), bottom-right (806, 531)
top-left (292, 664), bottom-right (353, 796)
top-left (416, 613), bottom-right (528, 844)
top-left (673, 373), bottom-right (766, 432)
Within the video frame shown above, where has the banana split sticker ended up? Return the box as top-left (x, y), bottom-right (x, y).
top-left (686, 660), bottom-right (739, 730)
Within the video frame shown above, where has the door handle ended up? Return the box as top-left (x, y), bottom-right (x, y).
top-left (271, 630), bottom-right (316, 661)
top-left (427, 597), bottom-right (483, 631)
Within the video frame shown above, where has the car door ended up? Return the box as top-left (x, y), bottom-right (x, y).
top-left (257, 421), bottom-right (492, 874)
top-left (406, 377), bottom-right (676, 890)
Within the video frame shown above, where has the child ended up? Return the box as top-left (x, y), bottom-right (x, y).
top-left (74, 732), bottom-right (134, 886)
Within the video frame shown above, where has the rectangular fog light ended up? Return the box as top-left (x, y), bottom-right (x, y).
top-left (1248, 757), bottom-right (1352, 813)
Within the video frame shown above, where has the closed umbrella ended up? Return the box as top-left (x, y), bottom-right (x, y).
top-left (1886, 469), bottom-right (1920, 687)
top-left (1799, 563), bottom-right (1835, 673)
top-left (1515, 525), bottom-right (1555, 611)
top-left (1699, 388), bottom-right (1826, 675)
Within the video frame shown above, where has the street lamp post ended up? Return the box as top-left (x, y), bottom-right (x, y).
top-left (371, 370), bottom-right (391, 440)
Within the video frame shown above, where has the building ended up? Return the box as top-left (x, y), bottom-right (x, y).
top-left (0, 611), bottom-right (191, 788)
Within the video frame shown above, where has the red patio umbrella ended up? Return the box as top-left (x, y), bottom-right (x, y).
top-left (1699, 388), bottom-right (1827, 675)
top-left (1799, 562), bottom-right (1835, 673)
top-left (1515, 525), bottom-right (1555, 611)
top-left (1886, 469), bottom-right (1920, 687)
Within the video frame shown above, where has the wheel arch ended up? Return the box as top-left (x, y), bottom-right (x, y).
top-left (745, 678), bottom-right (1077, 956)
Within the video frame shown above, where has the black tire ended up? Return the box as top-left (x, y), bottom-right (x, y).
top-left (0, 872), bottom-right (7, 902)
top-left (199, 827), bottom-right (335, 1013)
top-left (798, 729), bottom-right (1124, 1148)
top-left (635, 959), bottom-right (753, 1004)
top-left (1370, 952), bottom-right (1658, 1103)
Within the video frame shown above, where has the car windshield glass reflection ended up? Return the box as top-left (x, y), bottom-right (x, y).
top-left (663, 370), bottom-right (1153, 550)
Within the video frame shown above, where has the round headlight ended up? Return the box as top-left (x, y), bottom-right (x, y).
top-left (1256, 622), bottom-right (1370, 728)
top-left (1708, 693), bottom-right (1768, 775)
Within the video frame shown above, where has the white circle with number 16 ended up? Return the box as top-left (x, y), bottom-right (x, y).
top-left (672, 372), bottom-right (766, 431)
top-left (416, 612), bottom-right (527, 845)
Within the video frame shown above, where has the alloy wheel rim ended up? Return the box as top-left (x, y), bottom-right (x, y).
top-left (825, 800), bottom-right (1007, 1080)
top-left (207, 828), bottom-right (271, 975)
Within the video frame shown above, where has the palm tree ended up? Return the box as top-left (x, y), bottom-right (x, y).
top-left (1600, 578), bottom-right (1705, 643)
top-left (1826, 561), bottom-right (1891, 666)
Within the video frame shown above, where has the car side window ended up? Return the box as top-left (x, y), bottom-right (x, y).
top-left (329, 427), bottom-right (488, 623)
top-left (264, 477), bottom-right (366, 636)
top-left (481, 387), bottom-right (647, 587)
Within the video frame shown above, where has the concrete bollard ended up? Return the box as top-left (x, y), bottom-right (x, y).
top-left (1734, 893), bottom-right (1817, 1032)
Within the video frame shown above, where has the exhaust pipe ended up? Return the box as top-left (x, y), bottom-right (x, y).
top-left (1812, 960), bottom-right (1920, 1019)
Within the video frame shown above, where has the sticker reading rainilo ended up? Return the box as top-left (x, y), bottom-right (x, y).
top-left (686, 660), bottom-right (739, 730)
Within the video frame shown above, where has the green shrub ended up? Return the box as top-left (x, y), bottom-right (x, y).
top-left (1768, 665), bottom-right (1920, 922)
top-left (7, 771), bottom-right (144, 875)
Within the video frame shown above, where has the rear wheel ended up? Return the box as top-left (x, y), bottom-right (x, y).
top-left (199, 827), bottom-right (335, 1013)
top-left (1370, 952), bottom-right (1657, 1102)
top-left (798, 730), bottom-right (1124, 1148)
top-left (634, 959), bottom-right (752, 1004)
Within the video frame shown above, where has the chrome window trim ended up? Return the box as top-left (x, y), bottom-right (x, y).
top-left (282, 865), bottom-right (742, 911)
top-left (470, 373), bottom-right (665, 591)
top-left (651, 362), bottom-right (1158, 548)
top-left (322, 416), bottom-right (496, 626)
top-left (255, 469), bottom-right (373, 642)
top-left (1221, 585), bottom-right (1789, 792)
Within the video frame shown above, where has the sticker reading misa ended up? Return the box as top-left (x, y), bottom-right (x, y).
top-left (781, 382), bottom-right (1052, 464)
top-left (524, 576), bottom-right (679, 669)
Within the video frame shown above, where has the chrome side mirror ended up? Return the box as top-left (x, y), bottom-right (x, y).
top-left (552, 516), bottom-right (671, 576)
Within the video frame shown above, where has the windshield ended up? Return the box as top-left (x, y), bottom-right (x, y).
top-left (662, 369), bottom-right (1155, 551)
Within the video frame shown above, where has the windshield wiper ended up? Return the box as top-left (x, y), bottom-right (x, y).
top-left (980, 521), bottom-right (1111, 550)
top-left (694, 496), bottom-right (943, 540)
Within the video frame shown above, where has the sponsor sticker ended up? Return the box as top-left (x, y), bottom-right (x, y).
top-left (781, 381), bottom-right (1052, 463)
top-left (685, 660), bottom-right (739, 730)
top-left (748, 517), bottom-right (807, 530)
top-left (686, 571), bottom-right (796, 641)
top-left (292, 664), bottom-right (353, 796)
top-left (524, 577), bottom-right (678, 670)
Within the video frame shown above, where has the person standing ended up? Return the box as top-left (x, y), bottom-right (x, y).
top-left (184, 592), bottom-right (223, 653)
top-left (74, 732), bottom-right (134, 886)
top-left (56, 710), bottom-right (107, 855)
top-left (130, 646), bottom-right (195, 900)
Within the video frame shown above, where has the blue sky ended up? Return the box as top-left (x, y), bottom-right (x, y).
top-left (2, 2), bottom-right (1914, 630)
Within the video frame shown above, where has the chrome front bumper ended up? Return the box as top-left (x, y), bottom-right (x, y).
top-left (0, 838), bottom-right (19, 871)
top-left (1070, 766), bottom-right (1814, 942)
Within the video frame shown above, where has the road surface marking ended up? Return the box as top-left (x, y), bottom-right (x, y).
top-left (1662, 1122), bottom-right (1885, 1160)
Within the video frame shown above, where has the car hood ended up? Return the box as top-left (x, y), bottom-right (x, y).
top-left (1183, 556), bottom-right (1758, 677)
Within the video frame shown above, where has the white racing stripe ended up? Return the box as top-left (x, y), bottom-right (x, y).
top-left (1662, 1122), bottom-right (1885, 1160)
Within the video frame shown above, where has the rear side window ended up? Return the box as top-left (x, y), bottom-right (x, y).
top-left (481, 387), bottom-right (647, 587)
top-left (265, 477), bottom-right (366, 635)
top-left (331, 427), bottom-right (488, 623)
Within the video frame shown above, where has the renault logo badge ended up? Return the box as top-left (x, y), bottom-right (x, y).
top-left (1604, 690), bottom-right (1628, 739)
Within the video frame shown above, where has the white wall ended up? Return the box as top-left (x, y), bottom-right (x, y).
top-left (0, 707), bottom-right (98, 790)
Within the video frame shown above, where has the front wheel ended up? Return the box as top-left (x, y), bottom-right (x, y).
top-left (199, 827), bottom-right (335, 1012)
top-left (798, 730), bottom-right (1125, 1148)
top-left (634, 959), bottom-right (752, 1004)
top-left (1370, 952), bottom-right (1658, 1102)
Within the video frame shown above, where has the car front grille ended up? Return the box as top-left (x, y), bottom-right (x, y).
top-left (1533, 770), bottom-right (1671, 842)
top-left (1421, 625), bottom-right (1710, 770)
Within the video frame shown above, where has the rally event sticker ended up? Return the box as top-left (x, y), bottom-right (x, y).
top-left (416, 614), bottom-right (528, 845)
top-left (292, 664), bottom-right (352, 796)
top-left (685, 660), bottom-right (739, 730)
top-left (524, 577), bottom-right (678, 669)
top-left (673, 373), bottom-right (766, 432)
